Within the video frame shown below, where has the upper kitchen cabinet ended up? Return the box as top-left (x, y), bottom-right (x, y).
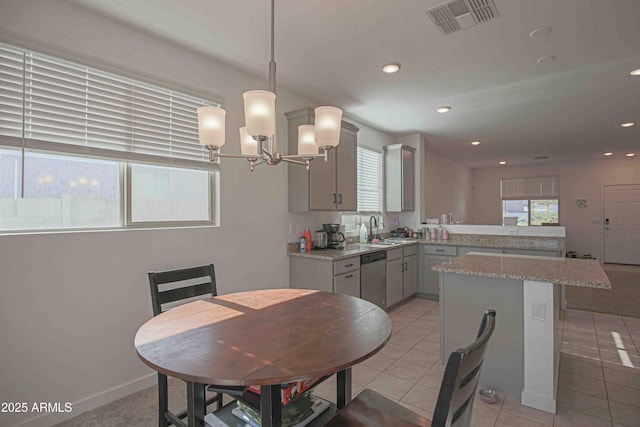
top-left (286, 108), bottom-right (359, 212)
top-left (385, 144), bottom-right (415, 212)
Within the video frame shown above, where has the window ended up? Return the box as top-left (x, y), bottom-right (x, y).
top-left (357, 146), bottom-right (383, 212)
top-left (0, 42), bottom-right (219, 232)
top-left (501, 177), bottom-right (559, 226)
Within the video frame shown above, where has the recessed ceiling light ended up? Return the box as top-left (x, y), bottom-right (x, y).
top-left (471, 141), bottom-right (480, 146)
top-left (437, 106), bottom-right (451, 113)
top-left (382, 63), bottom-right (401, 74)
top-left (630, 68), bottom-right (640, 76)
top-left (529, 26), bottom-right (551, 38)
top-left (499, 161), bottom-right (507, 165)
top-left (536, 55), bottom-right (556, 64)
top-left (626, 153), bottom-right (636, 157)
top-left (621, 122), bottom-right (635, 128)
top-left (603, 152), bottom-right (613, 156)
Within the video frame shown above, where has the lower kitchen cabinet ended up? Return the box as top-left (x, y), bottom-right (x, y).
top-left (387, 246), bottom-right (418, 307)
top-left (403, 252), bottom-right (418, 297)
top-left (386, 256), bottom-right (404, 308)
top-left (424, 255), bottom-right (452, 297)
top-left (334, 269), bottom-right (360, 298)
top-left (289, 255), bottom-right (360, 295)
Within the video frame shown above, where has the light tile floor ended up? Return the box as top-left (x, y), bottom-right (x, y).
top-left (313, 298), bottom-right (640, 427)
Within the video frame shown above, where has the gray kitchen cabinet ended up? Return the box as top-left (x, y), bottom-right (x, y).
top-left (424, 255), bottom-right (453, 297)
top-left (403, 252), bottom-right (418, 297)
top-left (422, 244), bottom-right (457, 298)
top-left (385, 144), bottom-right (415, 212)
top-left (334, 269), bottom-right (360, 298)
top-left (386, 248), bottom-right (403, 307)
top-left (387, 245), bottom-right (418, 307)
top-left (289, 255), bottom-right (360, 295)
top-left (286, 108), bottom-right (359, 212)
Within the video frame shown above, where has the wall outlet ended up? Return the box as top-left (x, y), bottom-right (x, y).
top-left (289, 224), bottom-right (296, 235)
top-left (532, 301), bottom-right (546, 321)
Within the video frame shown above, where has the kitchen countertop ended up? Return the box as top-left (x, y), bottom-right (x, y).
top-left (288, 241), bottom-right (418, 261)
top-left (287, 234), bottom-right (565, 261)
top-left (431, 252), bottom-right (611, 289)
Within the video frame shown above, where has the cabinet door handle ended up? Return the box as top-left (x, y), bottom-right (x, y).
top-left (404, 262), bottom-right (408, 271)
top-left (345, 274), bottom-right (354, 278)
top-left (345, 263), bottom-right (353, 267)
top-left (435, 249), bottom-right (444, 252)
top-left (338, 193), bottom-right (343, 204)
top-left (333, 193), bottom-right (337, 205)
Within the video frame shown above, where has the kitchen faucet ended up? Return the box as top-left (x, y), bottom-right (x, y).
top-left (368, 216), bottom-right (378, 242)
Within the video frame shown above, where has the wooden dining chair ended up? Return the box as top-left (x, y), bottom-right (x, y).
top-left (324, 309), bottom-right (497, 427)
top-left (148, 264), bottom-right (244, 427)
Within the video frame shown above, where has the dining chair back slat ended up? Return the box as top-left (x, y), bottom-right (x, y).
top-left (148, 264), bottom-right (216, 316)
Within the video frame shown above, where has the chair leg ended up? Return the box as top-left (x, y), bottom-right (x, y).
top-left (158, 373), bottom-right (169, 427)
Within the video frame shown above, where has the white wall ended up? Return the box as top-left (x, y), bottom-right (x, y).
top-left (424, 144), bottom-right (473, 225)
top-left (470, 157), bottom-right (640, 261)
top-left (0, 1), bottom-right (395, 425)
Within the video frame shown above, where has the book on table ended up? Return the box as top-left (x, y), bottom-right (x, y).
top-left (229, 393), bottom-right (330, 427)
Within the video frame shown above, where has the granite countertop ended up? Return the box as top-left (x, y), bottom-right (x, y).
top-left (287, 233), bottom-right (565, 261)
top-left (288, 241), bottom-right (418, 261)
top-left (432, 252), bottom-right (611, 289)
top-left (421, 234), bottom-right (565, 251)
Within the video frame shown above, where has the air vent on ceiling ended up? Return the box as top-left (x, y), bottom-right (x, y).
top-left (426, 0), bottom-right (499, 35)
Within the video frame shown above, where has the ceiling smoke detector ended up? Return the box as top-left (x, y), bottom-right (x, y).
top-left (426, 0), bottom-right (499, 35)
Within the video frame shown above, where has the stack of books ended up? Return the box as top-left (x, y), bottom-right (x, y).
top-left (232, 393), bottom-right (330, 427)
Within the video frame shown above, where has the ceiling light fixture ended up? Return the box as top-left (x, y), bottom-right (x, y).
top-left (499, 161), bottom-right (507, 165)
top-left (621, 122), bottom-right (635, 128)
top-left (603, 152), bottom-right (613, 156)
top-left (529, 26), bottom-right (551, 38)
top-left (626, 153), bottom-right (636, 157)
top-left (436, 106), bottom-right (451, 113)
top-left (382, 63), bottom-right (401, 74)
top-left (630, 68), bottom-right (640, 76)
top-left (471, 141), bottom-right (481, 146)
top-left (536, 55), bottom-right (556, 64)
top-left (197, 0), bottom-right (342, 171)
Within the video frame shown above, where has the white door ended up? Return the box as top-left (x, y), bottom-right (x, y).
top-left (604, 184), bottom-right (640, 265)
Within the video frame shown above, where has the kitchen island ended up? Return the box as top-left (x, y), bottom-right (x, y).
top-left (432, 253), bottom-right (610, 414)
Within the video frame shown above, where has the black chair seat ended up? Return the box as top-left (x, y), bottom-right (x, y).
top-left (325, 309), bottom-right (497, 427)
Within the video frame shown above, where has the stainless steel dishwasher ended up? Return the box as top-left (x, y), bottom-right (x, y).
top-left (360, 251), bottom-right (387, 308)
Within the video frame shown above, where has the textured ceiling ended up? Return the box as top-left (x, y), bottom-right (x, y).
top-left (69, 0), bottom-right (640, 168)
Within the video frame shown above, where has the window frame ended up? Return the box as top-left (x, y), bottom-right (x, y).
top-left (356, 144), bottom-right (384, 213)
top-left (0, 42), bottom-right (219, 233)
top-left (502, 198), bottom-right (560, 226)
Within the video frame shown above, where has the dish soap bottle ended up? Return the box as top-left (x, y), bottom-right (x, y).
top-left (359, 222), bottom-right (368, 243)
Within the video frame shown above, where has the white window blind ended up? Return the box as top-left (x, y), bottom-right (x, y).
top-left (500, 177), bottom-right (559, 199)
top-left (357, 145), bottom-right (383, 212)
top-left (0, 42), bottom-right (218, 169)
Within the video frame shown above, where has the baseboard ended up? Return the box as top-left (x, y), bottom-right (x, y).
top-left (521, 390), bottom-right (556, 414)
top-left (12, 373), bottom-right (157, 427)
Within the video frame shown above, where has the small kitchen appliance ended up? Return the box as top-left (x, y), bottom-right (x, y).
top-left (314, 230), bottom-right (329, 249)
top-left (323, 223), bottom-right (345, 249)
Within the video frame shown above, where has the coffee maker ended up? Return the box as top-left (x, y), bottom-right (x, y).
top-left (323, 223), bottom-right (345, 249)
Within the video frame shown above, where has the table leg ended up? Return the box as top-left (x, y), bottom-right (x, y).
top-left (186, 382), bottom-right (206, 427)
top-left (336, 368), bottom-right (352, 409)
top-left (260, 384), bottom-right (282, 427)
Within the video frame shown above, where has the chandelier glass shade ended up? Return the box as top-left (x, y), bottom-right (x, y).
top-left (197, 0), bottom-right (342, 171)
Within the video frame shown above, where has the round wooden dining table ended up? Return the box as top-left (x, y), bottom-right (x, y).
top-left (135, 288), bottom-right (393, 427)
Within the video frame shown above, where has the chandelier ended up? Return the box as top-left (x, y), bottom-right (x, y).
top-left (197, 0), bottom-right (343, 171)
